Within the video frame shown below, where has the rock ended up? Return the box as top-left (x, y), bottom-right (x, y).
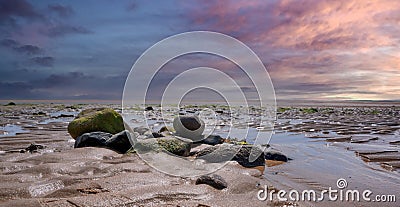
top-left (264, 151), bottom-right (289, 162)
top-left (145, 106), bottom-right (154, 111)
top-left (195, 144), bottom-right (265, 168)
top-left (151, 132), bottom-right (164, 138)
top-left (195, 174), bottom-right (227, 190)
top-left (199, 135), bottom-right (224, 145)
top-left (58, 114), bottom-right (75, 118)
top-left (67, 108), bottom-right (124, 139)
top-left (135, 137), bottom-right (191, 156)
top-left (233, 145), bottom-right (265, 168)
top-left (159, 126), bottom-right (175, 133)
top-left (173, 116), bottom-right (205, 140)
top-left (74, 132), bottom-right (112, 148)
top-left (5, 102), bottom-right (16, 106)
top-left (158, 126), bottom-right (175, 136)
top-left (105, 130), bottom-right (135, 153)
top-left (133, 127), bottom-right (151, 135)
top-left (25, 143), bottom-right (45, 153)
top-left (157, 137), bottom-right (191, 156)
top-left (195, 144), bottom-right (236, 163)
top-left (33, 111), bottom-right (46, 116)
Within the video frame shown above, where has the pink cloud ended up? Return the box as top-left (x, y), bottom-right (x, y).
top-left (183, 0), bottom-right (400, 100)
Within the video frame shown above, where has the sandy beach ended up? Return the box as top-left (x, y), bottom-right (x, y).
top-left (0, 103), bottom-right (399, 206)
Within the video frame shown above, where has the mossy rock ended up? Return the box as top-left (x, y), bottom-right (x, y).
top-left (134, 137), bottom-right (191, 156)
top-left (68, 108), bottom-right (124, 139)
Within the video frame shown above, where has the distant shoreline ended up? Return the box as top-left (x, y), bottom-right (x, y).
top-left (1, 99), bottom-right (400, 107)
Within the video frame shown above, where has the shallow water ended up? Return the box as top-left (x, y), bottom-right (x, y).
top-left (0, 124), bottom-right (29, 137)
top-left (266, 126), bottom-right (400, 206)
top-left (38, 110), bottom-right (79, 124)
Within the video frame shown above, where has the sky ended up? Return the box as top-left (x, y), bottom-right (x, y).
top-left (0, 0), bottom-right (399, 102)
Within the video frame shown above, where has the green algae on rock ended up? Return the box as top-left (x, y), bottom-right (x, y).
top-left (67, 108), bottom-right (124, 139)
top-left (134, 137), bottom-right (191, 156)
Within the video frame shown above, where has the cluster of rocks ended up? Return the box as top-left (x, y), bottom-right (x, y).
top-left (67, 108), bottom-right (289, 189)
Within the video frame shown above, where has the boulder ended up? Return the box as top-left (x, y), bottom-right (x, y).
top-left (199, 135), bottom-right (224, 145)
top-left (195, 144), bottom-right (236, 163)
top-left (158, 126), bottom-right (175, 135)
top-left (196, 144), bottom-right (265, 168)
top-left (5, 102), bottom-right (16, 106)
top-left (134, 137), bottom-right (191, 156)
top-left (105, 130), bottom-right (135, 154)
top-left (195, 174), bottom-right (227, 190)
top-left (145, 106), bottom-right (154, 111)
top-left (151, 132), bottom-right (164, 138)
top-left (74, 132), bottom-right (112, 148)
top-left (173, 116), bottom-right (205, 141)
top-left (159, 126), bottom-right (172, 133)
top-left (233, 145), bottom-right (265, 168)
top-left (264, 151), bottom-right (289, 162)
top-left (67, 108), bottom-right (124, 139)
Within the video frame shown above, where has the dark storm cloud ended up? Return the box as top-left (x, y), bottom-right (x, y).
top-left (31, 56), bottom-right (54, 67)
top-left (18, 72), bottom-right (126, 100)
top-left (48, 4), bottom-right (74, 18)
top-left (0, 0), bottom-right (43, 23)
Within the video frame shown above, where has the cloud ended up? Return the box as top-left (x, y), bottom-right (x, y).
top-left (181, 0), bottom-right (400, 100)
top-left (44, 72), bottom-right (88, 85)
top-left (11, 72), bottom-right (125, 100)
top-left (0, 0), bottom-right (43, 24)
top-left (185, 0), bottom-right (400, 50)
top-left (48, 4), bottom-right (74, 18)
top-left (43, 24), bottom-right (92, 37)
top-left (126, 2), bottom-right (137, 11)
top-left (1, 1), bottom-right (399, 101)
top-left (0, 81), bottom-right (36, 99)
top-left (0, 38), bottom-right (42, 55)
top-left (31, 56), bottom-right (54, 67)
top-left (15, 45), bottom-right (41, 55)
top-left (0, 39), bottom-right (18, 47)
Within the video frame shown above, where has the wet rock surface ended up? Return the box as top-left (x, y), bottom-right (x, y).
top-left (135, 137), bottom-right (191, 156)
top-left (197, 134), bottom-right (225, 145)
top-left (74, 131), bottom-right (112, 148)
top-left (195, 144), bottom-right (266, 169)
top-left (105, 130), bottom-right (134, 154)
top-left (195, 174), bottom-right (228, 190)
top-left (264, 151), bottom-right (289, 162)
